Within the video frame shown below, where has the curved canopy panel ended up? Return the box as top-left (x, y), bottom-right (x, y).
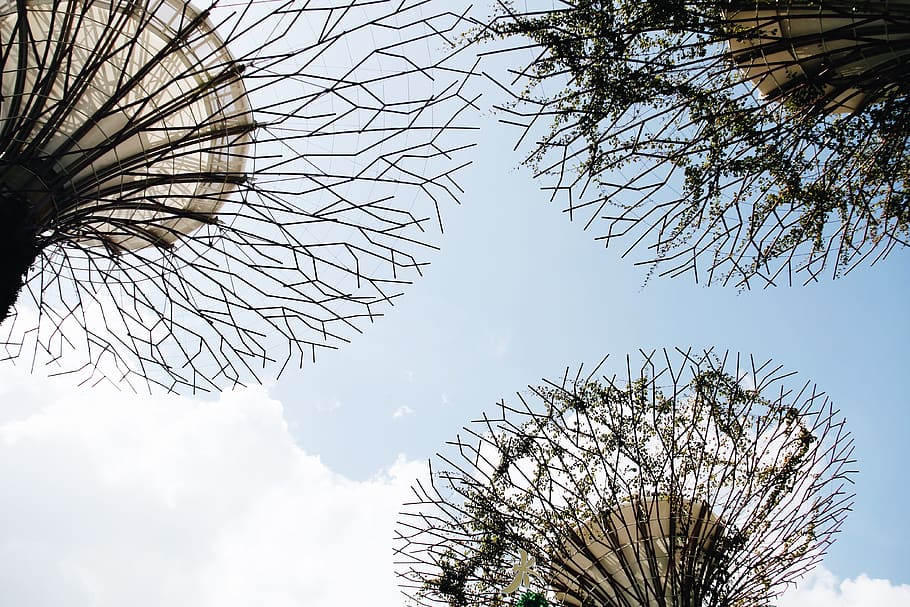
top-left (550, 498), bottom-right (723, 607)
top-left (727, 1), bottom-right (910, 113)
top-left (0, 0), bottom-right (252, 251)
top-left (0, 1), bottom-right (477, 392)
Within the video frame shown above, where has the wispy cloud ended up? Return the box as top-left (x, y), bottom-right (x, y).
top-left (315, 398), bottom-right (342, 413)
top-left (492, 335), bottom-right (510, 359)
top-left (392, 405), bottom-right (415, 419)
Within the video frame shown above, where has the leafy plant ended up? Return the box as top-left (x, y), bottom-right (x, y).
top-left (470, 1), bottom-right (910, 286)
top-left (396, 350), bottom-right (855, 607)
top-left (515, 590), bottom-right (550, 607)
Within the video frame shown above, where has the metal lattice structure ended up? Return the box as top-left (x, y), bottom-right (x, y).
top-left (0, 0), bottom-right (478, 391)
top-left (395, 349), bottom-right (855, 607)
top-left (470, 1), bottom-right (910, 286)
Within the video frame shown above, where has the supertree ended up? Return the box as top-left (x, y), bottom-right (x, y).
top-left (0, 0), bottom-right (478, 391)
top-left (395, 349), bottom-right (855, 607)
top-left (468, 1), bottom-right (910, 286)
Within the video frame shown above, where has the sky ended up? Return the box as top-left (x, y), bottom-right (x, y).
top-left (2, 1), bottom-right (910, 605)
top-left (3, 114), bottom-right (909, 604)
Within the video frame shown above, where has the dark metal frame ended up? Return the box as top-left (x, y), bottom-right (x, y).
top-left (0, 0), bottom-right (479, 392)
top-left (395, 348), bottom-right (856, 607)
top-left (469, 1), bottom-right (910, 287)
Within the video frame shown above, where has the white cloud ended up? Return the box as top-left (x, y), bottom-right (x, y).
top-left (393, 405), bottom-right (415, 418)
top-left (0, 367), bottom-right (424, 607)
top-left (776, 567), bottom-right (910, 607)
top-left (0, 366), bottom-right (907, 607)
top-left (493, 335), bottom-right (510, 359)
top-left (315, 398), bottom-right (342, 413)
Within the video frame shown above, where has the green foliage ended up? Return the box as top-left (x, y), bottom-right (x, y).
top-left (515, 590), bottom-right (550, 607)
top-left (473, 0), bottom-right (910, 282)
top-left (433, 553), bottom-right (472, 607)
top-left (401, 353), bottom-right (853, 607)
top-left (436, 368), bottom-right (825, 605)
top-left (402, 351), bottom-right (855, 607)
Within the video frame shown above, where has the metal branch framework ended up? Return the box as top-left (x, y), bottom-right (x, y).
top-left (0, 0), bottom-right (479, 392)
top-left (470, 1), bottom-right (910, 287)
top-left (395, 349), bottom-right (856, 607)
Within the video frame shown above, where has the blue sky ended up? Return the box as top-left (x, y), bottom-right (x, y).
top-left (277, 110), bottom-right (910, 585)
top-left (1, 129), bottom-right (907, 598)
top-left (1, 1), bottom-right (908, 604)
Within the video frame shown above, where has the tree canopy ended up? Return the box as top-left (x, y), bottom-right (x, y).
top-left (395, 350), bottom-right (855, 607)
top-left (473, 1), bottom-right (910, 286)
top-left (0, 1), bottom-right (474, 391)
